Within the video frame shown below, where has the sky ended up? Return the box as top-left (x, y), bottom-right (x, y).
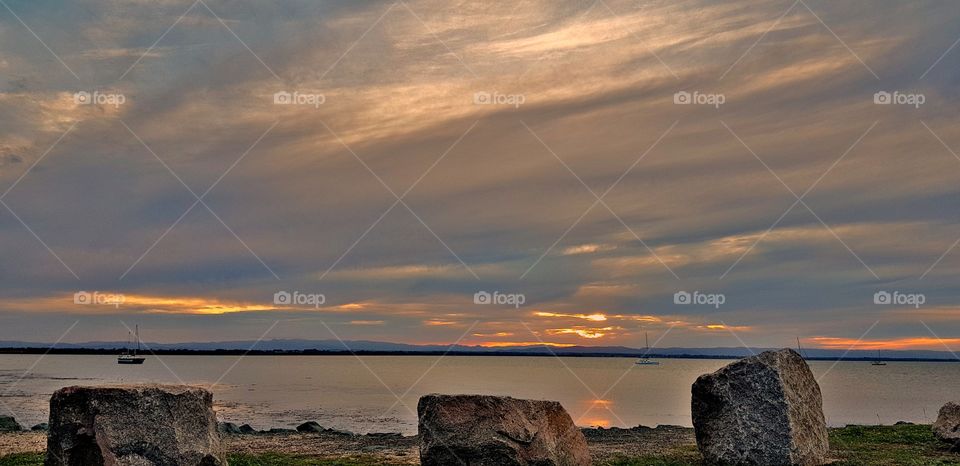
top-left (1, 0), bottom-right (959, 350)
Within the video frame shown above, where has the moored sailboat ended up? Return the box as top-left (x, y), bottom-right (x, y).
top-left (635, 332), bottom-right (660, 366)
top-left (118, 325), bottom-right (146, 365)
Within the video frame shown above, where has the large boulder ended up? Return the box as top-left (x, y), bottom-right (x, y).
top-left (933, 401), bottom-right (960, 446)
top-left (418, 394), bottom-right (590, 466)
top-left (0, 415), bottom-right (22, 432)
top-left (691, 349), bottom-right (828, 465)
top-left (46, 385), bottom-right (226, 466)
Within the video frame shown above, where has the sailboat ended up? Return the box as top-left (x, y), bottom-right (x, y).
top-left (871, 349), bottom-right (886, 366)
top-left (118, 325), bottom-right (146, 365)
top-left (635, 332), bottom-right (660, 366)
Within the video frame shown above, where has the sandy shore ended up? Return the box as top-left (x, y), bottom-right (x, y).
top-left (0, 426), bottom-right (697, 464)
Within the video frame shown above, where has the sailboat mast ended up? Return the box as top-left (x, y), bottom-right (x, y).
top-left (136, 325), bottom-right (140, 353)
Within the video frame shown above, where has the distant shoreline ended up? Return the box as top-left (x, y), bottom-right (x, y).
top-left (0, 347), bottom-right (956, 362)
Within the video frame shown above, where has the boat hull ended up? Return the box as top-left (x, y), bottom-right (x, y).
top-left (117, 358), bottom-right (146, 365)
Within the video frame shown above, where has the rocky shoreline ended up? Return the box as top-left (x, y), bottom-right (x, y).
top-left (9, 350), bottom-right (960, 465)
top-left (1, 424), bottom-right (696, 465)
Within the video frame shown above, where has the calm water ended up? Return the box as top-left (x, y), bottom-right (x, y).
top-left (0, 355), bottom-right (954, 435)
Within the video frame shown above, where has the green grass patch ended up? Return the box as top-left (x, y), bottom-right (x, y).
top-left (227, 453), bottom-right (403, 466)
top-left (600, 455), bottom-right (699, 466)
top-left (0, 452), bottom-right (399, 466)
top-left (0, 452), bottom-right (43, 466)
top-left (829, 424), bottom-right (960, 465)
top-left (6, 425), bottom-right (960, 466)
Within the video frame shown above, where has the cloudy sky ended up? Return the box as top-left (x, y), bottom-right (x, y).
top-left (1, 0), bottom-right (959, 350)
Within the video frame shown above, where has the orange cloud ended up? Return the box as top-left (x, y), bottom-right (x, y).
top-left (424, 320), bottom-right (458, 326)
top-left (809, 336), bottom-right (960, 351)
top-left (88, 294), bottom-right (275, 315)
top-left (546, 327), bottom-right (615, 339)
top-left (473, 341), bottom-right (575, 348)
top-left (534, 311), bottom-right (607, 322)
top-left (472, 332), bottom-right (515, 337)
top-left (700, 324), bottom-right (753, 332)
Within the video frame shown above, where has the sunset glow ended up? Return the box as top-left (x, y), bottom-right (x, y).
top-left (0, 0), bottom-right (957, 352)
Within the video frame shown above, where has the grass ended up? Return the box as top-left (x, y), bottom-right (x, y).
top-left (0, 452), bottom-right (400, 466)
top-left (0, 453), bottom-right (42, 466)
top-left (5, 425), bottom-right (960, 466)
top-left (830, 424), bottom-right (960, 465)
top-left (228, 453), bottom-right (407, 466)
top-left (594, 425), bottom-right (960, 466)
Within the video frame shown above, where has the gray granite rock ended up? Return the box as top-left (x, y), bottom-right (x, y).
top-left (933, 401), bottom-right (960, 447)
top-left (296, 421), bottom-right (324, 433)
top-left (46, 385), bottom-right (226, 466)
top-left (0, 415), bottom-right (21, 432)
top-left (691, 349), bottom-right (828, 465)
top-left (418, 394), bottom-right (590, 466)
top-left (217, 422), bottom-right (242, 435)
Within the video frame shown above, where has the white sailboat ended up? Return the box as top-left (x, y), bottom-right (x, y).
top-left (635, 332), bottom-right (660, 366)
top-left (871, 349), bottom-right (887, 366)
top-left (118, 325), bottom-right (146, 365)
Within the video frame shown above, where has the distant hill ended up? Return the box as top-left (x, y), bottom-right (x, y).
top-left (0, 338), bottom-right (956, 361)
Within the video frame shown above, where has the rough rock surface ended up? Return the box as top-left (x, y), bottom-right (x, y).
top-left (217, 422), bottom-right (242, 435)
top-left (418, 394), bottom-right (590, 466)
top-left (46, 385), bottom-right (226, 466)
top-left (691, 349), bottom-right (828, 465)
top-left (933, 402), bottom-right (960, 446)
top-left (0, 415), bottom-right (21, 432)
top-left (296, 421), bottom-right (323, 433)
